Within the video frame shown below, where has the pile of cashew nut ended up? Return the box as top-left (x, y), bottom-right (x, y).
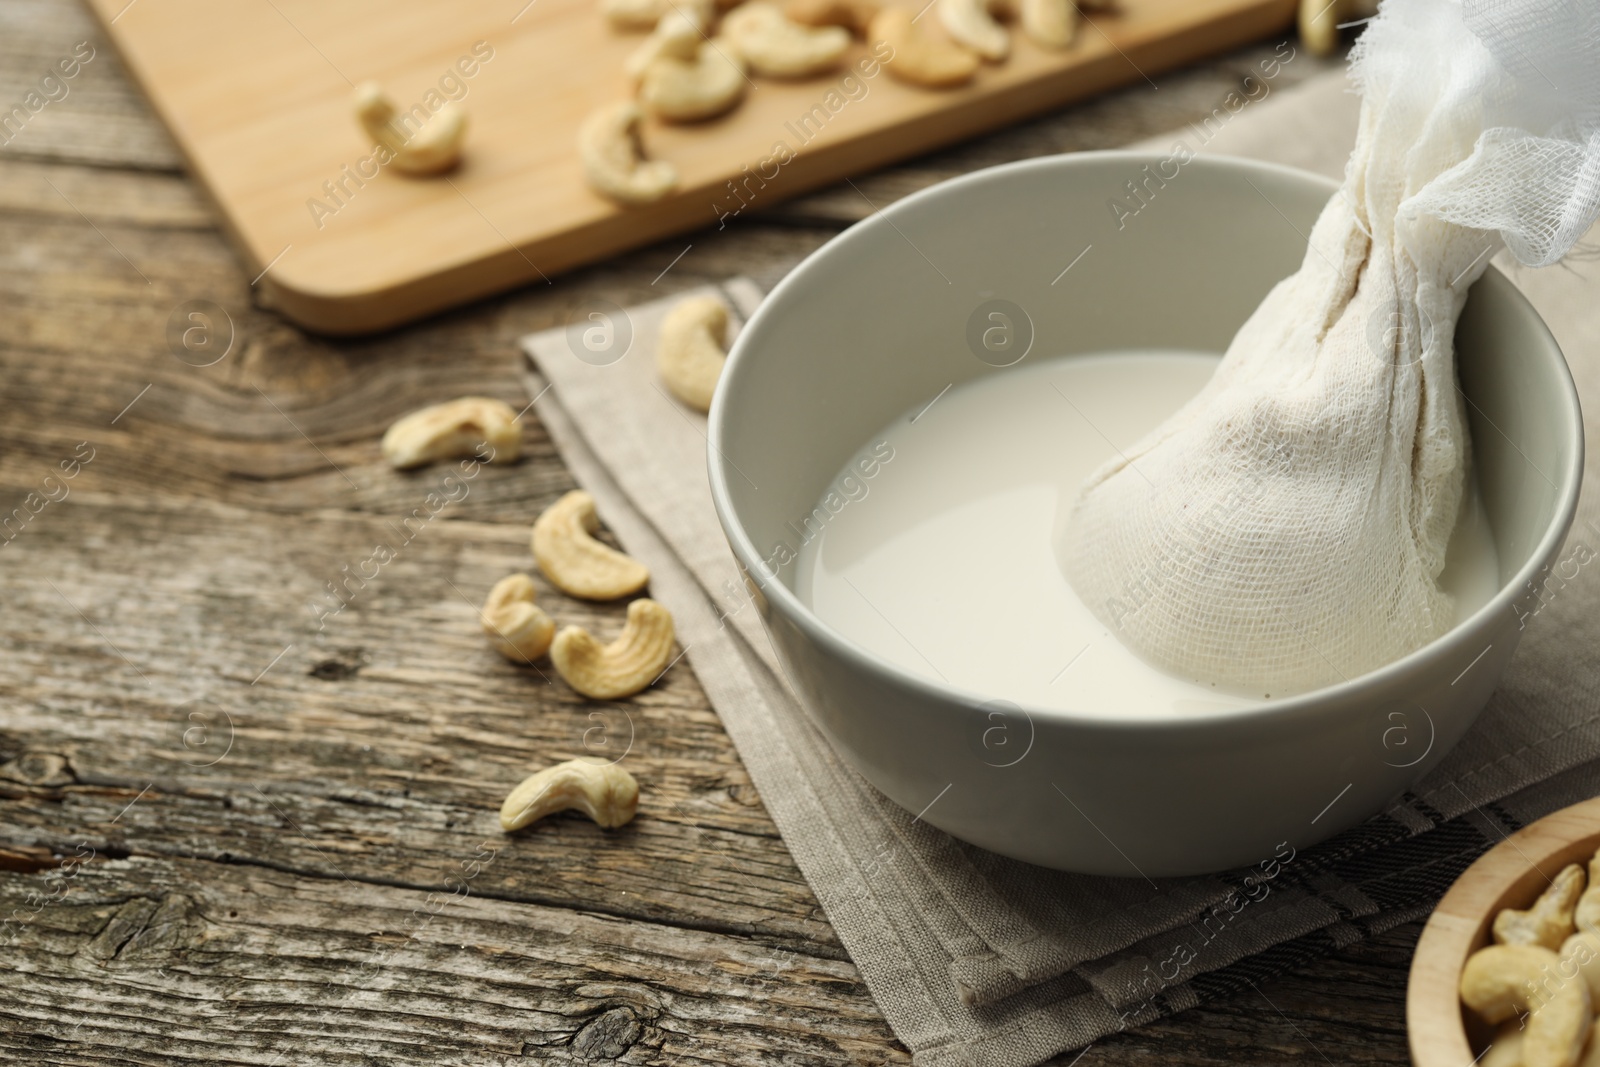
top-left (345, 0), bottom-right (1362, 201)
top-left (579, 0), bottom-right (1105, 205)
top-left (1460, 852), bottom-right (1600, 1067)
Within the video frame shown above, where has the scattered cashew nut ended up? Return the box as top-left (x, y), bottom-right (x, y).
top-left (551, 598), bottom-right (678, 700)
top-left (872, 9), bottom-right (980, 88)
top-left (658, 294), bottom-right (729, 412)
top-left (353, 81), bottom-right (467, 176)
top-left (532, 490), bottom-right (651, 600)
top-left (1496, 864), bottom-right (1586, 951)
top-left (937, 0), bottom-right (1008, 61)
top-left (640, 38), bottom-right (749, 122)
top-left (382, 397), bottom-right (520, 469)
top-left (481, 574), bottom-right (556, 663)
top-left (578, 101), bottom-right (679, 205)
top-left (785, 0), bottom-right (881, 37)
top-left (625, 8), bottom-right (708, 81)
top-left (722, 3), bottom-right (852, 77)
top-left (500, 758), bottom-right (639, 832)
top-left (1461, 944), bottom-right (1591, 1067)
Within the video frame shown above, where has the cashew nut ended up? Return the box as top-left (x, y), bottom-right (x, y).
top-left (658, 295), bottom-right (729, 412)
top-left (602, 0), bottom-right (671, 30)
top-left (625, 8), bottom-right (708, 81)
top-left (640, 38), bottom-right (749, 123)
top-left (532, 490), bottom-right (651, 600)
top-left (382, 397), bottom-right (520, 469)
top-left (481, 574), bottom-right (556, 663)
top-left (1461, 943), bottom-right (1592, 1067)
top-left (1496, 864), bottom-right (1586, 951)
top-left (1004, 0), bottom-right (1076, 48)
top-left (1562, 931), bottom-right (1600, 1001)
top-left (500, 758), bottom-right (639, 832)
top-left (578, 101), bottom-right (679, 205)
top-left (1578, 864), bottom-right (1600, 934)
top-left (550, 598), bottom-right (678, 700)
top-left (872, 9), bottom-right (980, 88)
top-left (722, 3), bottom-right (852, 77)
top-left (937, 0), bottom-right (1008, 61)
top-left (353, 81), bottom-right (467, 176)
top-left (785, 0), bottom-right (881, 37)
top-left (603, 0), bottom-right (716, 29)
top-left (1480, 1022), bottom-right (1525, 1067)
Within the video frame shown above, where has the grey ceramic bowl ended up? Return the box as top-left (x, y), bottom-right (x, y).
top-left (706, 152), bottom-right (1583, 876)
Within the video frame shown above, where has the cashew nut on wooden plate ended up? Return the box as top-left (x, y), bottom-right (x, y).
top-left (1577, 853), bottom-right (1600, 935)
top-left (1496, 864), bottom-right (1586, 951)
top-left (578, 101), bottom-right (679, 205)
top-left (381, 397), bottom-right (520, 469)
top-left (1479, 1023), bottom-right (1525, 1067)
top-left (722, 3), bottom-right (852, 77)
top-left (1460, 849), bottom-right (1600, 1067)
top-left (532, 490), bottom-right (651, 600)
top-left (353, 82), bottom-right (467, 176)
top-left (1461, 944), bottom-right (1591, 1067)
top-left (870, 9), bottom-right (979, 88)
top-left (1007, 0), bottom-right (1076, 48)
top-left (480, 574), bottom-right (556, 663)
top-left (601, 0), bottom-right (674, 30)
top-left (625, 8), bottom-right (708, 81)
top-left (658, 294), bottom-right (729, 412)
top-left (639, 38), bottom-right (749, 122)
top-left (784, 0), bottom-right (880, 36)
top-left (937, 0), bottom-right (1008, 61)
top-left (500, 758), bottom-right (639, 832)
top-left (551, 598), bottom-right (678, 700)
top-left (1562, 931), bottom-right (1600, 1002)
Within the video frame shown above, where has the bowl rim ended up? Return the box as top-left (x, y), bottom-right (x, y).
top-left (1406, 794), bottom-right (1600, 1067)
top-left (706, 149), bottom-right (1586, 730)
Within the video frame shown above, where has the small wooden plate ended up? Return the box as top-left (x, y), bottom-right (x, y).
top-left (1408, 795), bottom-right (1600, 1066)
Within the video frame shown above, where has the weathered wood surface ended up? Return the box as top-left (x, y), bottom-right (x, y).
top-left (0, 1), bottom-right (1421, 1063)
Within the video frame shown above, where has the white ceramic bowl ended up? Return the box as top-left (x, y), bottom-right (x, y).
top-left (706, 152), bottom-right (1583, 876)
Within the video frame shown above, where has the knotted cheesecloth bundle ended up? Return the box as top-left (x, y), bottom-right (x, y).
top-left (1057, 0), bottom-right (1600, 696)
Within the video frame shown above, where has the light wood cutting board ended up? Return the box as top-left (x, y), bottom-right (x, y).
top-left (86, 0), bottom-right (1297, 334)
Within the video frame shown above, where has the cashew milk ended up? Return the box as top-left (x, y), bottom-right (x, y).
top-left (794, 351), bottom-right (1501, 716)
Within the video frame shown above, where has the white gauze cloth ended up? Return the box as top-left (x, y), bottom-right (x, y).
top-left (1057, 0), bottom-right (1600, 696)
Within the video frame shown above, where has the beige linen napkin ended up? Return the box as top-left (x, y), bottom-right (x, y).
top-left (521, 68), bottom-right (1600, 1065)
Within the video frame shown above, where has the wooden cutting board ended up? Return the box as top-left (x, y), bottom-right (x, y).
top-left (86, 0), bottom-right (1297, 334)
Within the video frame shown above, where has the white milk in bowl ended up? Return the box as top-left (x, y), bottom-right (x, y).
top-left (793, 351), bottom-right (1501, 716)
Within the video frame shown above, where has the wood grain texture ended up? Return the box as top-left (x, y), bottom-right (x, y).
top-left (82, 0), bottom-right (1296, 333)
top-left (0, 0), bottom-right (1422, 1063)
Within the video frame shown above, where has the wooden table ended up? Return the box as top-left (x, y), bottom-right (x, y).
top-left (0, 1), bottom-right (1417, 1062)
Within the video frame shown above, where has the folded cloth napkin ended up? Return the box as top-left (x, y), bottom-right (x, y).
top-left (521, 67), bottom-right (1600, 1067)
